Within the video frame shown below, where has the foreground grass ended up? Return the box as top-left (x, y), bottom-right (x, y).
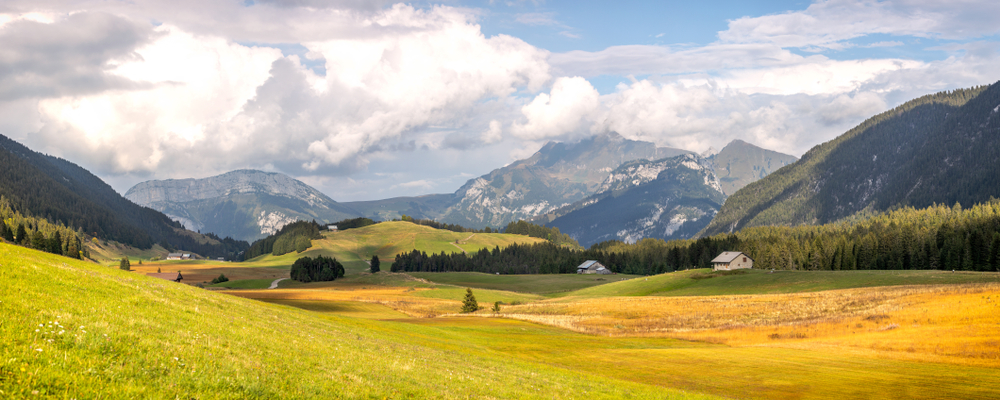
top-left (0, 243), bottom-right (712, 399)
top-left (565, 268), bottom-right (1000, 297)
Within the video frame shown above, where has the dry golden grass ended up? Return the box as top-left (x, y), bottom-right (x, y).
top-left (493, 283), bottom-right (1000, 368)
top-left (223, 287), bottom-right (460, 317)
top-left (131, 261), bottom-right (288, 285)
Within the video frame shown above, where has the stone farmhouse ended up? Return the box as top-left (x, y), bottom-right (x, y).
top-left (711, 252), bottom-right (754, 271)
top-left (576, 260), bottom-right (612, 274)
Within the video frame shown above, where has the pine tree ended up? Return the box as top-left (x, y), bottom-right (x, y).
top-left (48, 231), bottom-right (63, 255)
top-left (14, 224), bottom-right (26, 245)
top-left (461, 288), bottom-right (480, 313)
top-left (370, 255), bottom-right (380, 273)
top-left (119, 257), bottom-right (131, 271)
top-left (30, 230), bottom-right (45, 250)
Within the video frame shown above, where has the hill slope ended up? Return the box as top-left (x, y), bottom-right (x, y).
top-left (246, 221), bottom-right (548, 271)
top-left (0, 134), bottom-right (244, 258)
top-left (0, 242), bottom-right (705, 399)
top-left (126, 170), bottom-right (359, 242)
top-left (701, 83), bottom-right (998, 236)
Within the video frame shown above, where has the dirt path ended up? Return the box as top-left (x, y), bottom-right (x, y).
top-left (449, 242), bottom-right (466, 253)
top-left (268, 278), bottom-right (289, 289)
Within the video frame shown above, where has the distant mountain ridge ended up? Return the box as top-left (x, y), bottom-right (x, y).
top-left (700, 82), bottom-right (999, 237)
top-left (126, 170), bottom-right (359, 242)
top-left (542, 153), bottom-right (726, 247)
top-left (708, 140), bottom-right (798, 195)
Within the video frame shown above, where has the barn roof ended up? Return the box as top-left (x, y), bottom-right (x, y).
top-left (577, 260), bottom-right (600, 270)
top-left (711, 252), bottom-right (751, 263)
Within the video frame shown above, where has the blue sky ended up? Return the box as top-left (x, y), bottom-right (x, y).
top-left (1, 0), bottom-right (999, 201)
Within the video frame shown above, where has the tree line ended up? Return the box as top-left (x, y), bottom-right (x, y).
top-left (241, 220), bottom-right (323, 260)
top-left (393, 200), bottom-right (1000, 274)
top-left (1, 196), bottom-right (86, 259)
top-left (503, 220), bottom-right (581, 249)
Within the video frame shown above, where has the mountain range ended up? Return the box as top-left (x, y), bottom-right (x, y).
top-left (541, 153), bottom-right (727, 247)
top-left (701, 82), bottom-right (1000, 237)
top-left (124, 170), bottom-right (358, 242)
top-left (126, 132), bottom-right (796, 244)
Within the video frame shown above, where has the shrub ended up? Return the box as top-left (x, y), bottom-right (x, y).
top-left (211, 274), bottom-right (229, 284)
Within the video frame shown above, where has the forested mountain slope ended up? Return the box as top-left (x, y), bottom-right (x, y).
top-left (701, 82), bottom-right (999, 236)
top-left (0, 134), bottom-right (246, 258)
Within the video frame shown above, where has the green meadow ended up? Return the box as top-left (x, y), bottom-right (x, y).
top-left (240, 221), bottom-right (546, 274)
top-left (0, 243), bottom-right (712, 399)
top-left (562, 267), bottom-right (1000, 297)
top-left (11, 219), bottom-right (1000, 399)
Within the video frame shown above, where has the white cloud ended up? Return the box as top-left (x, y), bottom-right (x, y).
top-left (511, 76), bottom-right (599, 140)
top-left (481, 120), bottom-right (503, 144)
top-left (9, 4), bottom-right (552, 186)
top-left (718, 0), bottom-right (1000, 49)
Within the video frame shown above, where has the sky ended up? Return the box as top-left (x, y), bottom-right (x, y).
top-left (1, 0), bottom-right (999, 202)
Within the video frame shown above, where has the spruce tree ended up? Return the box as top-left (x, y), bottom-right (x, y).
top-left (14, 224), bottom-right (25, 245)
top-left (461, 288), bottom-right (480, 313)
top-left (370, 255), bottom-right (380, 273)
top-left (119, 257), bottom-right (131, 271)
top-left (31, 231), bottom-right (45, 250)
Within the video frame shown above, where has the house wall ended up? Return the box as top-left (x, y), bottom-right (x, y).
top-left (713, 255), bottom-right (753, 271)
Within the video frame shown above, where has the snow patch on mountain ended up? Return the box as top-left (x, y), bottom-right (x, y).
top-left (257, 211), bottom-right (297, 236)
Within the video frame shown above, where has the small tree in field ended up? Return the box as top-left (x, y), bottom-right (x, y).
top-left (492, 301), bottom-right (501, 314)
top-left (119, 257), bottom-right (131, 271)
top-left (370, 255), bottom-right (380, 273)
top-left (461, 288), bottom-right (480, 313)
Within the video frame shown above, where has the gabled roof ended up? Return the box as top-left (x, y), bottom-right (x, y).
top-left (577, 260), bottom-right (599, 269)
top-left (711, 252), bottom-right (751, 263)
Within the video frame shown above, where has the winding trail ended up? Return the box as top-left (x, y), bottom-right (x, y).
top-left (268, 278), bottom-right (289, 289)
top-left (449, 233), bottom-right (478, 253)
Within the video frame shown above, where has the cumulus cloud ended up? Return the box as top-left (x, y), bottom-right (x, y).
top-left (511, 76), bottom-right (599, 140)
top-left (0, 12), bottom-right (155, 101)
top-left (591, 79), bottom-right (894, 155)
top-left (3, 0), bottom-right (1000, 202)
top-left (10, 3), bottom-right (552, 187)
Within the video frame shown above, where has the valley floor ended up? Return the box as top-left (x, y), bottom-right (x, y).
top-left (5, 243), bottom-right (1000, 399)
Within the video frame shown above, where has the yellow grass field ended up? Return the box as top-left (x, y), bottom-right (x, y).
top-left (58, 223), bottom-right (1000, 398)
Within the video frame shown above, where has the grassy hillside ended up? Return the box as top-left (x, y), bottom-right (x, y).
top-left (563, 268), bottom-right (1000, 297)
top-left (0, 243), bottom-right (713, 399)
top-left (245, 221), bottom-right (546, 272)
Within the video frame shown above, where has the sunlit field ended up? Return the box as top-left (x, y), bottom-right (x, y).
top-left (0, 243), bottom-right (714, 399)
top-left (11, 227), bottom-right (1000, 399)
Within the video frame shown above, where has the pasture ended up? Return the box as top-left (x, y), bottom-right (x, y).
top-left (0, 243), bottom-right (710, 399)
top-left (13, 222), bottom-right (1000, 399)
